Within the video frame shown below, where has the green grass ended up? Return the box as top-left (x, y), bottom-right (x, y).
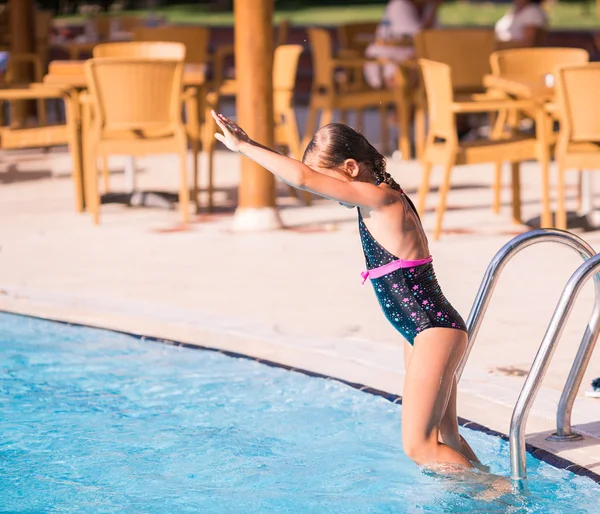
top-left (58, 2), bottom-right (600, 29)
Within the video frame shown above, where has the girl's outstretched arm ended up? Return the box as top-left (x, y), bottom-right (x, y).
top-left (212, 111), bottom-right (394, 209)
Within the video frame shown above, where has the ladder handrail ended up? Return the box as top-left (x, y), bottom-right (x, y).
top-left (457, 229), bottom-right (599, 382)
top-left (510, 253), bottom-right (600, 480)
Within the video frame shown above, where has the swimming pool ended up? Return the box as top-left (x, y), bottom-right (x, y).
top-left (1, 313), bottom-right (598, 513)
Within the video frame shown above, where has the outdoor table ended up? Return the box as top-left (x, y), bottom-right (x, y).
top-left (43, 60), bottom-right (207, 211)
top-left (483, 73), bottom-right (556, 228)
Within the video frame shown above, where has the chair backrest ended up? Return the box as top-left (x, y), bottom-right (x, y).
top-left (556, 63), bottom-right (600, 143)
top-left (415, 29), bottom-right (496, 91)
top-left (307, 28), bottom-right (334, 94)
top-left (132, 26), bottom-right (209, 65)
top-left (418, 59), bottom-right (455, 140)
top-left (85, 56), bottom-right (184, 133)
top-left (93, 41), bottom-right (185, 60)
top-left (273, 44), bottom-right (303, 114)
top-left (490, 48), bottom-right (589, 80)
top-left (338, 22), bottom-right (378, 54)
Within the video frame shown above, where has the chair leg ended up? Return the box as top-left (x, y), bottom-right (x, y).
top-left (191, 138), bottom-right (200, 213)
top-left (285, 116), bottom-right (312, 206)
top-left (536, 108), bottom-right (553, 228)
top-left (491, 109), bottom-right (508, 140)
top-left (179, 147), bottom-right (190, 224)
top-left (303, 105), bottom-right (319, 148)
top-left (557, 164), bottom-right (567, 230)
top-left (379, 104), bottom-right (389, 155)
top-left (539, 155), bottom-right (552, 228)
top-left (434, 162), bottom-right (453, 240)
top-left (201, 113), bottom-right (217, 213)
top-left (511, 162), bottom-right (522, 225)
top-left (339, 109), bottom-right (347, 124)
top-left (101, 156), bottom-right (110, 194)
top-left (417, 160), bottom-right (433, 217)
top-left (493, 163), bottom-right (502, 214)
top-left (397, 98), bottom-right (411, 160)
top-left (64, 93), bottom-right (84, 213)
top-left (207, 140), bottom-right (215, 213)
top-left (414, 105), bottom-right (426, 160)
top-left (84, 150), bottom-right (100, 225)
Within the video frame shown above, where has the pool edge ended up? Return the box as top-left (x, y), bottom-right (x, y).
top-left (3, 308), bottom-right (600, 486)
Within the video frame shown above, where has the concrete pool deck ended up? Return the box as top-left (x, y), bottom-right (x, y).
top-left (2, 142), bottom-right (600, 477)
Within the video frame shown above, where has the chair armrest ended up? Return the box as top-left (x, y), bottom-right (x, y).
top-left (471, 90), bottom-right (508, 101)
top-left (0, 83), bottom-right (72, 100)
top-left (451, 100), bottom-right (536, 113)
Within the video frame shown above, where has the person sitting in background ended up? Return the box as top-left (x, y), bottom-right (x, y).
top-left (363, 0), bottom-right (443, 89)
top-left (495, 0), bottom-right (548, 48)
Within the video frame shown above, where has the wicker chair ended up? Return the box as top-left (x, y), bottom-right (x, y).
top-left (555, 63), bottom-right (600, 230)
top-left (82, 48), bottom-right (192, 224)
top-left (305, 27), bottom-right (411, 158)
top-left (417, 59), bottom-right (539, 239)
top-left (0, 85), bottom-right (82, 210)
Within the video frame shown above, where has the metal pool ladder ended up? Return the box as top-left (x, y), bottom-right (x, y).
top-left (455, 229), bottom-right (600, 480)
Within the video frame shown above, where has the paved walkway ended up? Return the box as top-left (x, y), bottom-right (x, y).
top-left (2, 137), bottom-right (600, 474)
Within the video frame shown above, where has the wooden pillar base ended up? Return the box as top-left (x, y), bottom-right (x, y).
top-left (232, 206), bottom-right (283, 232)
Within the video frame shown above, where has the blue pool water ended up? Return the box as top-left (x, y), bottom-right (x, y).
top-left (1, 313), bottom-right (598, 513)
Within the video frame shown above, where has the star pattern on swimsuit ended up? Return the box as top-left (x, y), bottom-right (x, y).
top-left (358, 211), bottom-right (466, 345)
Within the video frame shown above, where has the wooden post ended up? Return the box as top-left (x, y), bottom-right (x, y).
top-left (9, 0), bottom-right (35, 126)
top-left (232, 0), bottom-right (282, 231)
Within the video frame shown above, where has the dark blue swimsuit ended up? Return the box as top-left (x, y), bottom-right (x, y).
top-left (358, 208), bottom-right (466, 345)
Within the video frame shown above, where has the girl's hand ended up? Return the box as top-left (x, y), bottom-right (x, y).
top-left (212, 110), bottom-right (252, 152)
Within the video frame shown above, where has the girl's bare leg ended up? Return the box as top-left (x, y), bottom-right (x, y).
top-left (404, 340), bottom-right (481, 465)
top-left (401, 328), bottom-right (473, 468)
top-left (439, 377), bottom-right (482, 466)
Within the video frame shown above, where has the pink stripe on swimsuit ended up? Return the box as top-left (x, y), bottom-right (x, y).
top-left (361, 256), bottom-right (433, 285)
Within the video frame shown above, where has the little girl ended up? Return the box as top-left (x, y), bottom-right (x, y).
top-left (212, 111), bottom-right (482, 471)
